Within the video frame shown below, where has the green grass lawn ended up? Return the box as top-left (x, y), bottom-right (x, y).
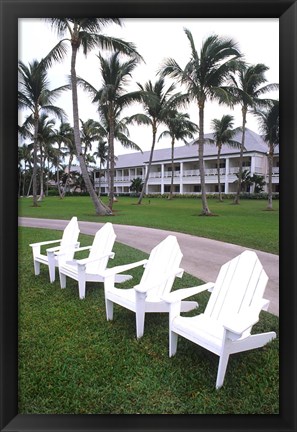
top-left (19, 196), bottom-right (279, 254)
top-left (18, 227), bottom-right (279, 414)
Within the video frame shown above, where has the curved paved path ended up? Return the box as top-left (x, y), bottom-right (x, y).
top-left (19, 217), bottom-right (279, 317)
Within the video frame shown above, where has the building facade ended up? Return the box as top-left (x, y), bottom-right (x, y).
top-left (94, 128), bottom-right (279, 196)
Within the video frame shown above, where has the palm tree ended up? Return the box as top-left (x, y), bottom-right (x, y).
top-left (210, 115), bottom-right (241, 201)
top-left (77, 51), bottom-right (143, 210)
top-left (225, 62), bottom-right (279, 204)
top-left (159, 30), bottom-right (241, 215)
top-left (130, 177), bottom-right (144, 196)
top-left (18, 58), bottom-right (67, 206)
top-left (44, 18), bottom-right (142, 215)
top-left (234, 169), bottom-right (253, 192)
top-left (158, 111), bottom-right (198, 199)
top-left (253, 100), bottom-right (279, 209)
top-left (54, 122), bottom-right (76, 197)
top-left (128, 78), bottom-right (186, 204)
top-left (93, 138), bottom-right (108, 197)
top-left (35, 113), bottom-right (60, 200)
top-left (80, 118), bottom-right (101, 157)
top-left (18, 143), bottom-right (33, 197)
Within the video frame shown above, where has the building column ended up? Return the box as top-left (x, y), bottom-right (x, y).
top-left (161, 164), bottom-right (164, 194)
top-left (224, 158), bottom-right (230, 193)
top-left (145, 165), bottom-right (149, 194)
top-left (180, 162), bottom-right (183, 194)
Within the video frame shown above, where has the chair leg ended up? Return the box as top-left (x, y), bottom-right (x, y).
top-left (78, 277), bottom-right (86, 300)
top-left (136, 310), bottom-right (145, 339)
top-left (59, 271), bottom-right (67, 289)
top-left (135, 291), bottom-right (146, 339)
top-left (169, 331), bottom-right (178, 357)
top-left (216, 351), bottom-right (230, 389)
top-left (33, 260), bottom-right (40, 276)
top-left (105, 299), bottom-right (114, 321)
top-left (47, 253), bottom-right (56, 283)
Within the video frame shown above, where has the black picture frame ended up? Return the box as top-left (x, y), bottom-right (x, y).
top-left (1, 0), bottom-right (296, 431)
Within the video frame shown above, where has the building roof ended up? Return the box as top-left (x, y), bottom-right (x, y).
top-left (113, 128), bottom-right (279, 169)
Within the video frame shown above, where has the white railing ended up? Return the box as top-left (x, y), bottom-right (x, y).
top-left (272, 167), bottom-right (279, 175)
top-left (183, 169), bottom-right (200, 177)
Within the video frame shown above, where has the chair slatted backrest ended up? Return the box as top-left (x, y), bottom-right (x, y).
top-left (86, 223), bottom-right (116, 273)
top-left (60, 217), bottom-right (80, 261)
top-left (204, 251), bottom-right (268, 330)
top-left (139, 235), bottom-right (183, 300)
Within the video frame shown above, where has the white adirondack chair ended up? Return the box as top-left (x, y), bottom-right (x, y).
top-left (58, 222), bottom-right (132, 299)
top-left (103, 235), bottom-right (198, 339)
top-left (29, 216), bottom-right (80, 283)
top-left (163, 250), bottom-right (276, 389)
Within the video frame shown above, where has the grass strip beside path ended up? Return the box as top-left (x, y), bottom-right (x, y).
top-left (19, 196), bottom-right (279, 254)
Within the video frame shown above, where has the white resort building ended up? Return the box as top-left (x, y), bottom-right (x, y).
top-left (94, 128), bottom-right (279, 196)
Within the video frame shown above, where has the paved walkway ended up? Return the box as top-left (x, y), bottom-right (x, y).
top-left (19, 217), bottom-right (279, 317)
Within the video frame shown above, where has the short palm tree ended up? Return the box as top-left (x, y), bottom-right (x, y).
top-left (129, 177), bottom-right (144, 196)
top-left (210, 114), bottom-right (241, 201)
top-left (158, 111), bottom-right (198, 199)
top-left (44, 18), bottom-right (142, 215)
top-left (225, 62), bottom-right (279, 204)
top-left (128, 78), bottom-right (186, 204)
top-left (159, 30), bottom-right (241, 215)
top-left (18, 58), bottom-right (67, 206)
top-left (77, 51), bottom-right (143, 209)
top-left (253, 100), bottom-right (279, 209)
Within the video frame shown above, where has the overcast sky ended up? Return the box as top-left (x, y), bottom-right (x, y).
top-left (18, 18), bottom-right (279, 156)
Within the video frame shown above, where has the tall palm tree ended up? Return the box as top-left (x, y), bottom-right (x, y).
top-left (128, 78), bottom-right (186, 204)
top-left (18, 58), bottom-right (67, 206)
top-left (210, 115), bottom-right (241, 201)
top-left (93, 138), bottom-right (108, 197)
top-left (18, 143), bottom-right (33, 197)
top-left (44, 18), bottom-right (142, 215)
top-left (159, 30), bottom-right (241, 215)
top-left (253, 100), bottom-right (279, 210)
top-left (77, 51), bottom-right (143, 209)
top-left (54, 122), bottom-right (76, 197)
top-left (225, 62), bottom-right (279, 204)
top-left (35, 113), bottom-right (59, 200)
top-left (158, 111), bottom-right (198, 199)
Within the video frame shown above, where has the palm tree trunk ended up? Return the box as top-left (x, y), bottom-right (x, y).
top-left (198, 102), bottom-right (211, 215)
top-left (38, 150), bottom-right (44, 201)
top-left (32, 115), bottom-right (39, 206)
top-left (98, 162), bottom-right (102, 197)
top-left (70, 41), bottom-right (111, 216)
top-left (62, 156), bottom-right (73, 198)
top-left (234, 106), bottom-right (247, 204)
top-left (138, 123), bottom-right (156, 205)
top-left (267, 147), bottom-right (273, 210)
top-left (217, 146), bottom-right (222, 202)
top-left (169, 137), bottom-right (175, 199)
top-left (108, 107), bottom-right (115, 210)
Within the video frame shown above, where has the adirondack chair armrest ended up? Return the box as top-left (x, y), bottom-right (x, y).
top-left (46, 246), bottom-right (62, 253)
top-left (162, 282), bottom-right (215, 304)
top-left (73, 245), bottom-right (92, 253)
top-left (30, 239), bottom-right (62, 248)
top-left (223, 313), bottom-right (260, 337)
top-left (76, 252), bottom-right (115, 267)
top-left (103, 259), bottom-right (148, 278)
top-left (260, 298), bottom-right (270, 311)
top-left (134, 268), bottom-right (185, 294)
top-left (54, 242), bottom-right (80, 256)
